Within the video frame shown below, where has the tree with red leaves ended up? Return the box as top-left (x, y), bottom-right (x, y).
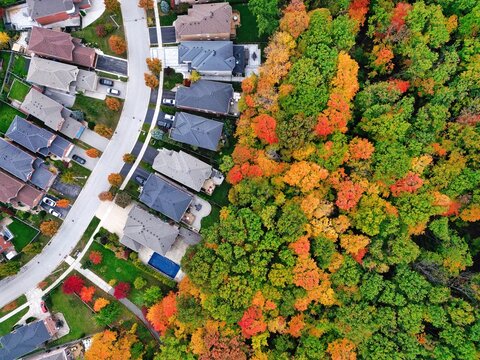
top-left (390, 2), bottom-right (412, 33)
top-left (287, 314), bottom-right (305, 338)
top-left (253, 114), bottom-right (278, 144)
top-left (238, 306), bottom-right (267, 338)
top-left (335, 180), bottom-right (364, 211)
top-left (147, 292), bottom-right (177, 335)
top-left (390, 172), bottom-right (423, 197)
top-left (89, 251), bottom-right (103, 265)
top-left (62, 275), bottom-right (85, 295)
top-left (349, 0), bottom-right (370, 27)
top-left (113, 282), bottom-right (131, 299)
top-left (80, 286), bottom-right (95, 303)
top-left (227, 163), bottom-right (263, 185)
top-left (388, 79), bottom-right (410, 93)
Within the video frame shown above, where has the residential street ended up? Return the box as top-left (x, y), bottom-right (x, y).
top-left (0, 0), bottom-right (151, 308)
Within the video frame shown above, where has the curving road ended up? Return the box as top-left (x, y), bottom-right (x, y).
top-left (0, 1), bottom-right (151, 308)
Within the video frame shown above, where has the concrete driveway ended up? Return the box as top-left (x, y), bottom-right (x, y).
top-left (69, 145), bottom-right (99, 171)
top-left (79, 128), bottom-right (109, 152)
top-left (82, 0), bottom-right (105, 28)
top-left (84, 79), bottom-right (127, 100)
top-left (0, 0), bottom-right (151, 308)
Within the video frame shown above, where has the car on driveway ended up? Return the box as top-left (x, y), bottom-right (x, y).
top-left (72, 154), bottom-right (86, 165)
top-left (164, 114), bottom-right (175, 121)
top-left (107, 88), bottom-right (120, 96)
top-left (42, 197), bottom-right (56, 207)
top-left (162, 98), bottom-right (175, 106)
top-left (49, 208), bottom-right (62, 218)
top-left (99, 78), bottom-right (114, 86)
top-left (40, 301), bottom-right (48, 313)
top-left (135, 175), bottom-right (147, 185)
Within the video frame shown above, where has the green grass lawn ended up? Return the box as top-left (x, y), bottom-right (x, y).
top-left (232, 4), bottom-right (269, 44)
top-left (45, 286), bottom-right (103, 344)
top-left (0, 307), bottom-right (29, 336)
top-left (73, 11), bottom-right (126, 59)
top-left (0, 51), bottom-right (11, 88)
top-left (10, 54), bottom-right (28, 78)
top-left (0, 102), bottom-right (24, 134)
top-left (8, 218), bottom-right (39, 252)
top-left (72, 94), bottom-right (123, 129)
top-left (159, 10), bottom-right (178, 26)
top-left (50, 159), bottom-right (92, 187)
top-left (163, 70), bottom-right (183, 90)
top-left (201, 204), bottom-right (220, 230)
top-left (8, 79), bottom-right (30, 102)
top-left (87, 242), bottom-right (173, 307)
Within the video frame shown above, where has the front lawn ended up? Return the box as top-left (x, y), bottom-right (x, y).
top-left (232, 4), bottom-right (269, 44)
top-left (8, 79), bottom-right (30, 102)
top-left (50, 159), bottom-right (92, 187)
top-left (86, 242), bottom-right (174, 307)
top-left (8, 218), bottom-right (39, 252)
top-left (73, 11), bottom-right (126, 59)
top-left (0, 102), bottom-right (24, 134)
top-left (10, 54), bottom-right (28, 78)
top-left (163, 69), bottom-right (183, 90)
top-left (0, 307), bottom-right (29, 336)
top-left (159, 10), bottom-right (178, 26)
top-left (72, 94), bottom-right (123, 129)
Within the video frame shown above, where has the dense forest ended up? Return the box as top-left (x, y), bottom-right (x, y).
top-left (149, 0), bottom-right (480, 358)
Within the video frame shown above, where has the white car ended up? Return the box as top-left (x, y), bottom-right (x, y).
top-left (162, 98), bottom-right (175, 106)
top-left (107, 88), bottom-right (120, 96)
top-left (48, 208), bottom-right (62, 218)
top-left (42, 197), bottom-right (56, 207)
top-left (164, 114), bottom-right (175, 121)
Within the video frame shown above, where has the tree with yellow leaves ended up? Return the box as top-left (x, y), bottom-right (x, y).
top-left (85, 330), bottom-right (137, 360)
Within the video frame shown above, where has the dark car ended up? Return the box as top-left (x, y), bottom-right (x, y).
top-left (99, 78), bottom-right (114, 86)
top-left (135, 175), bottom-right (146, 185)
top-left (72, 154), bottom-right (86, 165)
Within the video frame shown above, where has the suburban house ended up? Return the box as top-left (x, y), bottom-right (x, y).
top-left (0, 316), bottom-right (58, 360)
top-left (0, 138), bottom-right (57, 191)
top-left (0, 170), bottom-right (44, 209)
top-left (27, 26), bottom-right (97, 68)
top-left (26, 57), bottom-right (97, 93)
top-left (178, 41), bottom-right (245, 76)
top-left (173, 3), bottom-right (239, 42)
top-left (21, 88), bottom-right (86, 139)
top-left (0, 234), bottom-right (17, 260)
top-left (6, 116), bottom-right (73, 159)
top-left (26, 0), bottom-right (91, 26)
top-left (175, 79), bottom-right (234, 116)
top-left (153, 149), bottom-right (224, 194)
top-left (140, 173), bottom-right (194, 223)
top-left (169, 112), bottom-right (223, 151)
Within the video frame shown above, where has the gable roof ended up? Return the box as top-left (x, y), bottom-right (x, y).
top-left (15, 182), bottom-right (44, 208)
top-left (30, 158), bottom-right (56, 190)
top-left (140, 173), bottom-right (193, 222)
top-left (27, 0), bottom-right (75, 20)
top-left (120, 205), bottom-right (179, 256)
top-left (21, 88), bottom-right (65, 131)
top-left (175, 80), bottom-right (233, 115)
top-left (170, 112), bottom-right (223, 151)
top-left (153, 149), bottom-right (212, 191)
top-left (0, 138), bottom-right (35, 182)
top-left (0, 170), bottom-right (24, 205)
top-left (27, 57), bottom-right (79, 92)
top-left (75, 69), bottom-right (97, 91)
top-left (0, 320), bottom-right (52, 360)
top-left (28, 27), bottom-right (96, 68)
top-left (178, 41), bottom-right (235, 73)
top-left (174, 3), bottom-right (232, 39)
top-left (6, 116), bottom-right (55, 157)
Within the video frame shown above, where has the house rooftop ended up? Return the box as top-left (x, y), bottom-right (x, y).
top-left (21, 88), bottom-right (65, 131)
top-left (178, 41), bottom-right (236, 73)
top-left (175, 80), bottom-right (233, 115)
top-left (27, 0), bottom-right (76, 21)
top-left (170, 112), bottom-right (223, 151)
top-left (75, 69), bottom-right (97, 91)
top-left (30, 158), bottom-right (56, 190)
top-left (0, 170), bottom-right (43, 208)
top-left (120, 205), bottom-right (180, 256)
top-left (140, 173), bottom-right (193, 222)
top-left (0, 138), bottom-right (35, 183)
top-left (153, 149), bottom-right (212, 192)
top-left (27, 57), bottom-right (79, 92)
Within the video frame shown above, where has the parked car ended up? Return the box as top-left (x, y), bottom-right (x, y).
top-left (99, 78), bottom-right (114, 86)
top-left (42, 197), bottom-right (56, 207)
top-left (40, 301), bottom-right (48, 313)
top-left (49, 208), bottom-right (62, 218)
top-left (107, 88), bottom-right (120, 96)
top-left (164, 114), bottom-right (175, 121)
top-left (135, 175), bottom-right (146, 186)
top-left (162, 98), bottom-right (175, 106)
top-left (72, 154), bottom-right (86, 165)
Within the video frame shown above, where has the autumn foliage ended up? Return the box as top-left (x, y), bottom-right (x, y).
top-left (279, 0), bottom-right (310, 39)
top-left (113, 282), bottom-right (130, 299)
top-left (56, 199), bottom-right (70, 208)
top-left (147, 292), bottom-right (177, 335)
top-left (40, 220), bottom-right (60, 236)
top-left (98, 191), bottom-right (114, 201)
top-left (62, 275), bottom-right (84, 295)
top-left (80, 286), bottom-right (95, 303)
top-left (89, 251), bottom-right (103, 265)
top-left (105, 97), bottom-right (121, 111)
top-left (94, 298), bottom-right (110, 312)
top-left (108, 35), bottom-right (126, 55)
top-left (108, 173), bottom-right (123, 187)
top-left (349, 0), bottom-right (370, 27)
top-left (85, 330), bottom-right (137, 360)
top-left (86, 148), bottom-right (100, 158)
top-left (144, 73), bottom-right (159, 88)
top-left (390, 172), bottom-right (424, 197)
top-left (252, 114), bottom-right (278, 144)
top-left (238, 306), bottom-right (267, 338)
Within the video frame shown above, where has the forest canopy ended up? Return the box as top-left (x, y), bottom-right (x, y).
top-left (147, 1), bottom-right (480, 358)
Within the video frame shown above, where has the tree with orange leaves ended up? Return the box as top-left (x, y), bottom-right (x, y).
top-left (56, 199), bottom-right (70, 208)
top-left (335, 180), bottom-right (364, 211)
top-left (108, 35), bottom-right (126, 55)
top-left (85, 148), bottom-right (100, 158)
top-left (105, 97), bottom-right (121, 111)
top-left (252, 114), bottom-right (278, 144)
top-left (349, 0), bottom-right (370, 27)
top-left (293, 256), bottom-right (320, 291)
top-left (93, 298), bottom-right (110, 312)
top-left (390, 172), bottom-right (423, 197)
top-left (279, 0), bottom-right (310, 39)
top-left (238, 306), bottom-right (267, 338)
top-left (85, 329), bottom-right (137, 360)
top-left (287, 314), bottom-right (305, 337)
top-left (327, 338), bottom-right (357, 360)
top-left (80, 286), bottom-right (95, 303)
top-left (348, 137), bottom-right (375, 160)
top-left (147, 292), bottom-right (177, 335)
top-left (283, 161), bottom-right (329, 193)
top-left (340, 234), bottom-right (370, 256)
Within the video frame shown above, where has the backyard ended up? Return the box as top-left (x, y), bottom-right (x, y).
top-left (73, 11), bottom-right (126, 59)
top-left (8, 218), bottom-right (39, 252)
top-left (10, 54), bottom-right (29, 79)
top-left (7, 79), bottom-right (30, 102)
top-left (232, 3), bottom-right (269, 44)
top-left (72, 94), bottom-right (123, 129)
top-left (0, 51), bottom-right (11, 90)
top-left (0, 101), bottom-right (24, 134)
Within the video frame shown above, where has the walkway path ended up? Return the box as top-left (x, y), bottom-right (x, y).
top-left (0, 0), bottom-right (151, 309)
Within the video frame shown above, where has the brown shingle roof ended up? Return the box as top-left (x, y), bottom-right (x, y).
top-left (14, 184), bottom-right (44, 208)
top-left (0, 171), bottom-right (23, 204)
top-left (174, 3), bottom-right (232, 39)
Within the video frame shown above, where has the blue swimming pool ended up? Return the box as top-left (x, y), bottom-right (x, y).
top-left (148, 253), bottom-right (180, 279)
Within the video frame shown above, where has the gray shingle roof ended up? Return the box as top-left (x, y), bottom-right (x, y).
top-left (0, 138), bottom-right (35, 182)
top-left (30, 158), bottom-right (56, 190)
top-left (170, 112), bottom-right (223, 151)
top-left (6, 116), bottom-right (51, 156)
top-left (178, 41), bottom-right (236, 72)
top-left (140, 173), bottom-right (193, 222)
top-left (27, 57), bottom-right (78, 92)
top-left (27, 0), bottom-right (75, 20)
top-left (175, 80), bottom-right (233, 115)
top-left (21, 88), bottom-right (66, 131)
top-left (120, 205), bottom-right (179, 255)
top-left (0, 320), bottom-right (52, 360)
top-left (153, 149), bottom-right (212, 191)
top-left (75, 69), bottom-right (97, 91)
